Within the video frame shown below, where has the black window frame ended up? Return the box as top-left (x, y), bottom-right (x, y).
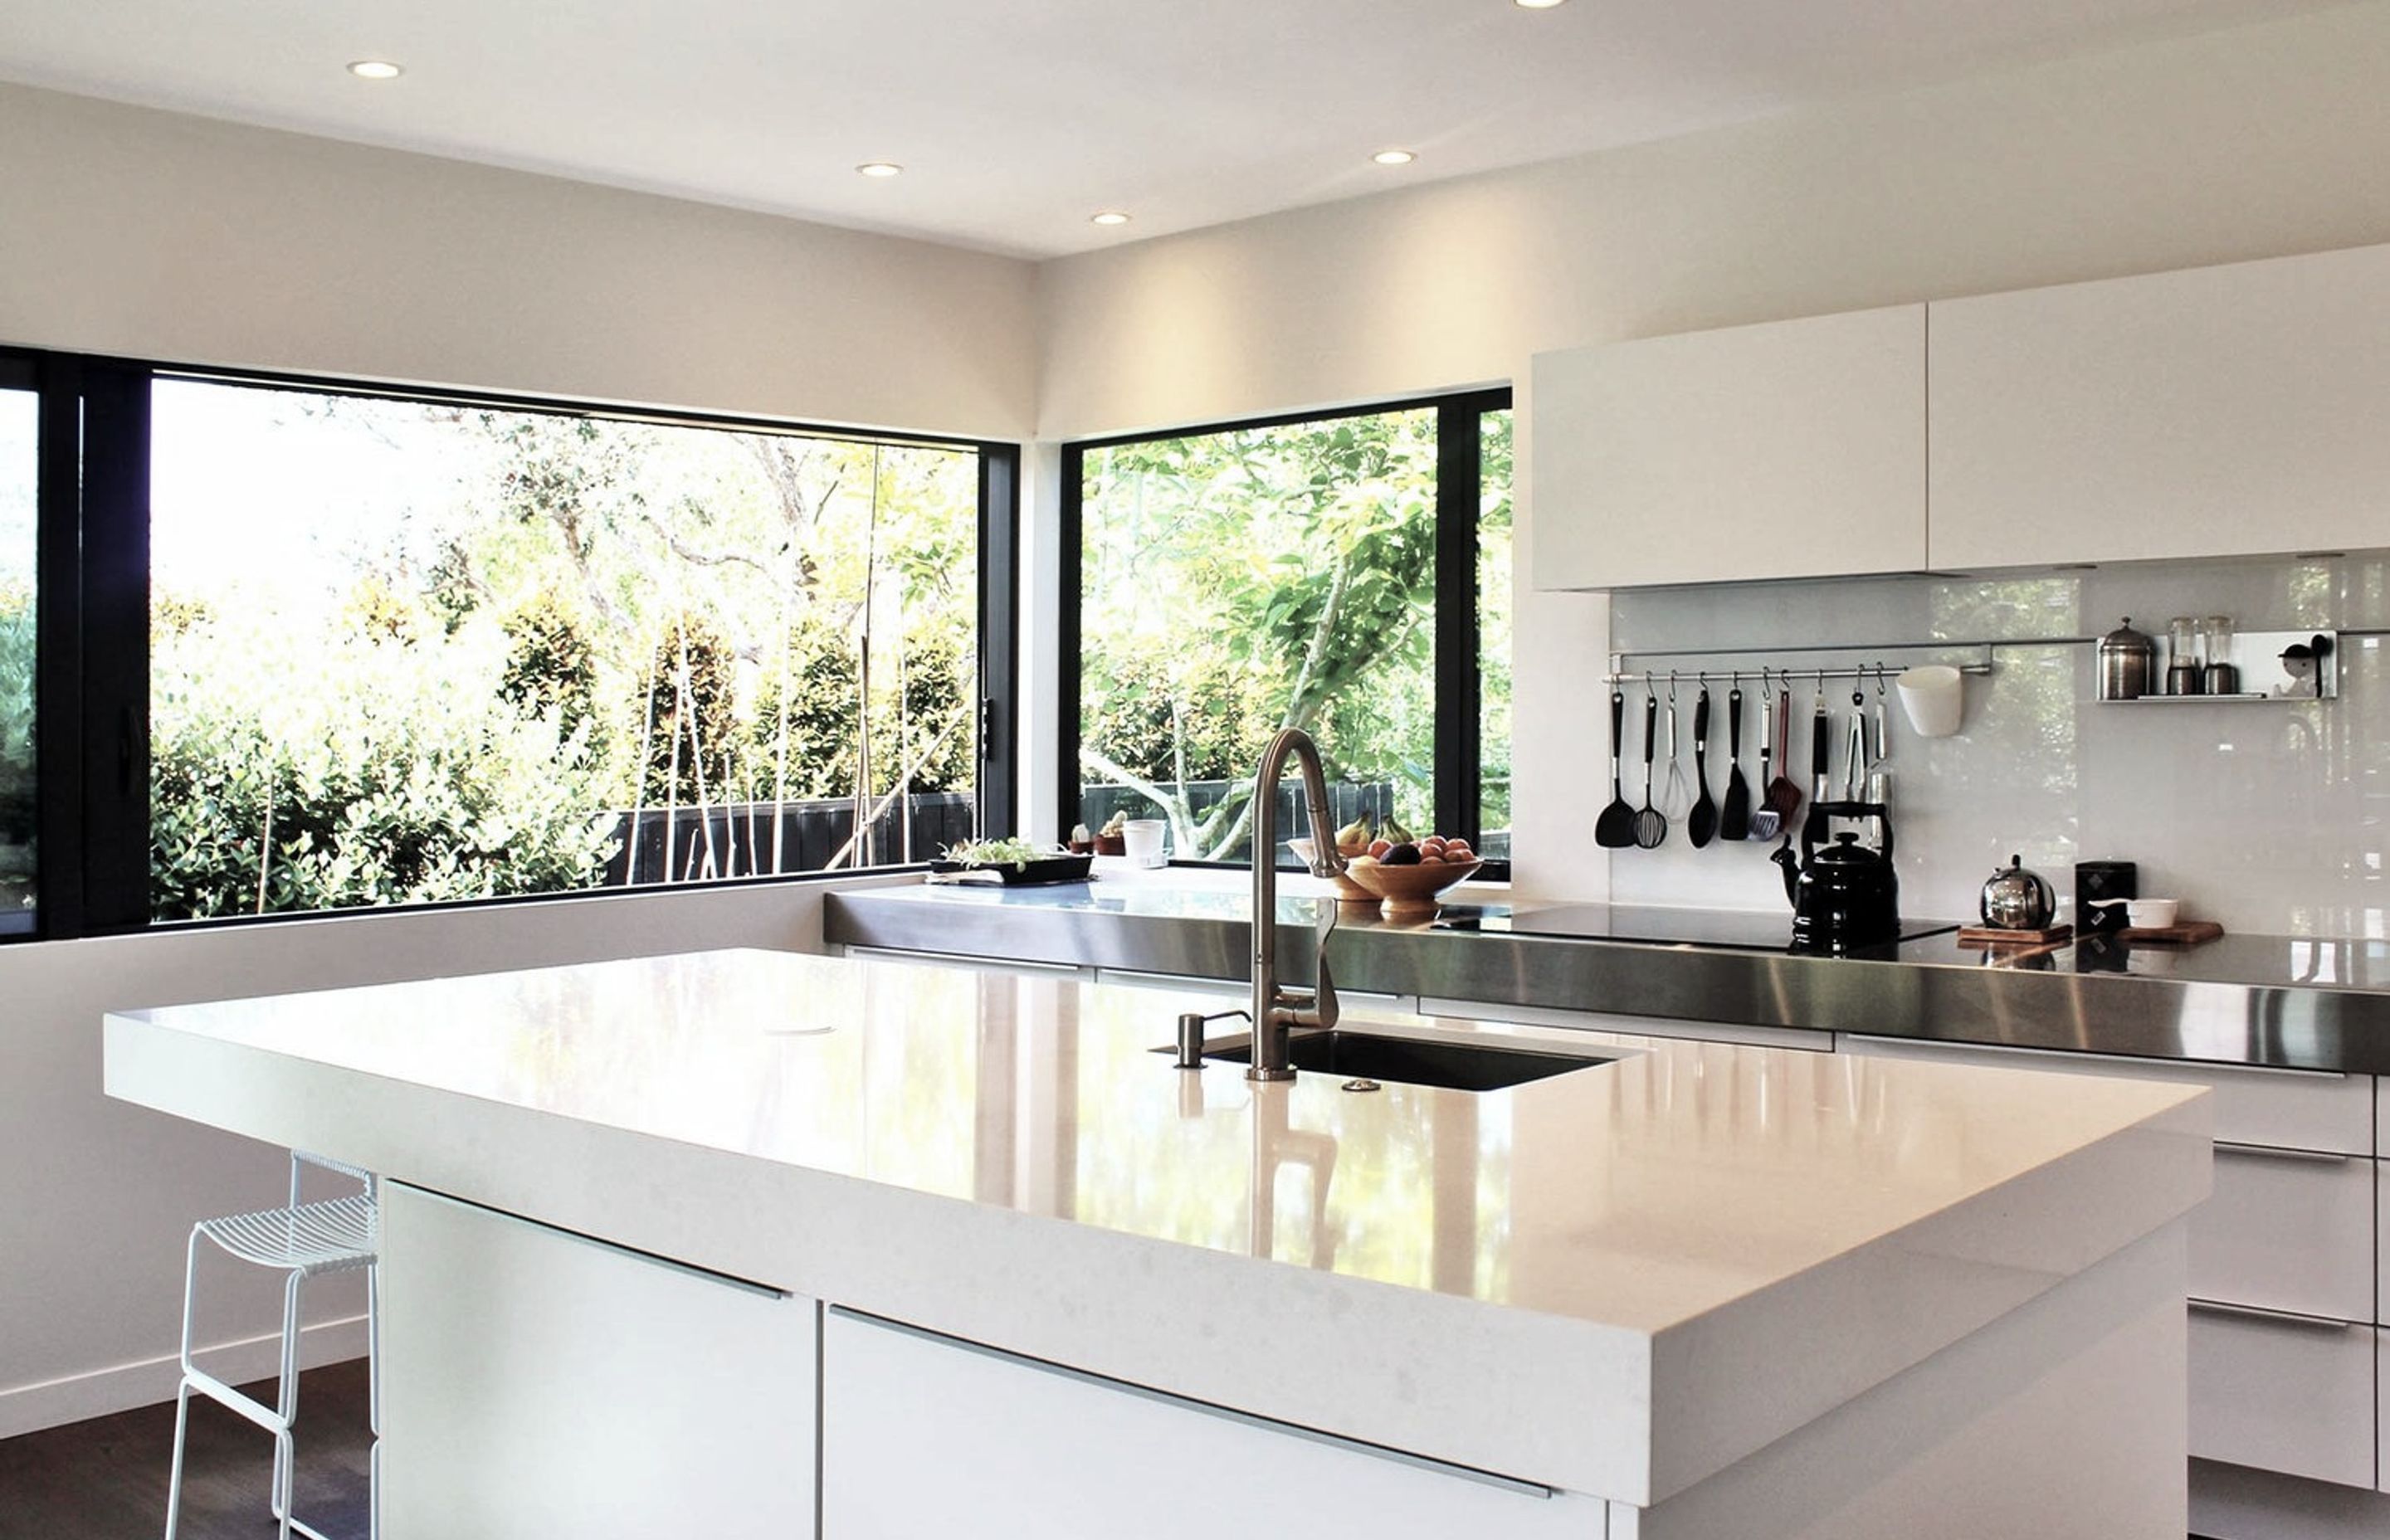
top-left (4, 345), bottom-right (1021, 943)
top-left (1058, 387), bottom-right (1514, 878)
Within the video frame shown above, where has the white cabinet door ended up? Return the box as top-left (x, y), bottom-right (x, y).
top-left (1929, 241), bottom-right (2390, 568)
top-left (2191, 1144), bottom-right (2373, 1323)
top-left (821, 1309), bottom-right (1602, 1539)
top-left (380, 1182), bottom-right (817, 1540)
top-left (2189, 1304), bottom-right (2374, 1489)
top-left (1531, 305), bottom-right (1926, 590)
top-left (1838, 1036), bottom-right (2370, 1154)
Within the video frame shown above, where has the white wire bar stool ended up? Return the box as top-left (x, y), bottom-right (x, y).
top-left (163, 1150), bottom-right (380, 1540)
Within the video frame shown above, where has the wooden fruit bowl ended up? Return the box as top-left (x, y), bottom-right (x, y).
top-left (1288, 838), bottom-right (1378, 904)
top-left (1341, 855), bottom-right (1483, 917)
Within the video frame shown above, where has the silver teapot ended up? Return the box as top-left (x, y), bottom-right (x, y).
top-left (1980, 854), bottom-right (2056, 931)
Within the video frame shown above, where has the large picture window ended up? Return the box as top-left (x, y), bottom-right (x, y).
top-left (5, 354), bottom-right (1016, 942)
top-left (0, 367), bottom-right (34, 934)
top-left (1062, 391), bottom-right (1510, 869)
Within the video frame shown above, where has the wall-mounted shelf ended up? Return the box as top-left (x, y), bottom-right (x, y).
top-left (2105, 694), bottom-right (2279, 706)
top-left (2100, 629), bottom-right (2339, 704)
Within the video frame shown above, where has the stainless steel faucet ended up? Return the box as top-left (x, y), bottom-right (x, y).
top-left (1247, 727), bottom-right (1347, 1081)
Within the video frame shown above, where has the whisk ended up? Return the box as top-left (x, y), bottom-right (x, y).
top-left (1659, 676), bottom-right (1693, 828)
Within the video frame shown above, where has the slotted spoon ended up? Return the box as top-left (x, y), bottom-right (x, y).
top-left (1763, 682), bottom-right (1804, 821)
top-left (1660, 686), bottom-right (1693, 826)
top-left (1632, 690), bottom-right (1667, 849)
top-left (1594, 690), bottom-right (1637, 849)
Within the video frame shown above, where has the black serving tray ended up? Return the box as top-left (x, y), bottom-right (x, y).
top-left (927, 854), bottom-right (1095, 886)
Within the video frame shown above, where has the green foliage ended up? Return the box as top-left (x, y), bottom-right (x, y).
top-left (143, 384), bottom-right (983, 914)
top-left (640, 615), bottom-right (740, 806)
top-left (151, 603), bottom-right (620, 920)
top-left (740, 621), bottom-right (972, 801)
top-left (1078, 409), bottom-right (1447, 854)
top-left (1080, 636), bottom-right (1275, 784)
top-left (1, 586), bottom-right (34, 907)
top-left (500, 593), bottom-right (601, 744)
top-left (746, 617), bottom-right (861, 802)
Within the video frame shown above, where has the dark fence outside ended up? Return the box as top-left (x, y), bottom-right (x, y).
top-left (1076, 779), bottom-right (1402, 861)
top-left (602, 792), bottom-right (977, 885)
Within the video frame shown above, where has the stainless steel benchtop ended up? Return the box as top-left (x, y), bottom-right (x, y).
top-left (823, 880), bottom-right (2390, 1075)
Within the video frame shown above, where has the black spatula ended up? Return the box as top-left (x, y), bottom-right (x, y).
top-left (1718, 685), bottom-right (1751, 842)
top-left (1687, 686), bottom-right (1718, 848)
top-left (1594, 690), bottom-right (1637, 849)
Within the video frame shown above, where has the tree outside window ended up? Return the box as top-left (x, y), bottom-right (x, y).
top-left (147, 380), bottom-right (982, 921)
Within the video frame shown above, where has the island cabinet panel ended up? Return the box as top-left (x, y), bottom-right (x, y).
top-left (1927, 241), bottom-right (2390, 569)
top-left (819, 1309), bottom-right (1604, 1539)
top-left (2189, 1305), bottom-right (2375, 1489)
top-left (379, 1183), bottom-right (817, 1540)
top-left (1529, 305), bottom-right (1926, 591)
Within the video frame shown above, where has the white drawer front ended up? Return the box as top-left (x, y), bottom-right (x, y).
top-left (2381, 1330), bottom-right (2390, 1497)
top-left (2189, 1145), bottom-right (2373, 1322)
top-left (2378, 1162), bottom-right (2389, 1325)
top-left (823, 1310), bottom-right (1597, 1538)
top-left (2190, 1304), bottom-right (2374, 1489)
top-left (1840, 1036), bottom-right (2370, 1154)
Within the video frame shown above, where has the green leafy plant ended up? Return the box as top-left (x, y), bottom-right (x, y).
top-left (0, 585), bottom-right (34, 910)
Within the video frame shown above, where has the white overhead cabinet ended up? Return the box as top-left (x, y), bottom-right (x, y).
top-left (1530, 305), bottom-right (1927, 590)
top-left (1928, 242), bottom-right (2390, 569)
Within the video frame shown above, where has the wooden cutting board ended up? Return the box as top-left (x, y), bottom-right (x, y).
top-left (2114, 920), bottom-right (2225, 944)
top-left (1958, 924), bottom-right (2073, 947)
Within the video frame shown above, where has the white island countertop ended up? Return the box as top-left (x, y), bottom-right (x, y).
top-left (104, 947), bottom-right (2208, 1508)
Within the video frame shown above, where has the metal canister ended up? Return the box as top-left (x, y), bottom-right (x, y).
top-left (2095, 618), bottom-right (2156, 700)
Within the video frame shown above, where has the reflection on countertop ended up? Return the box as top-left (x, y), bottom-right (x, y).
top-left (107, 948), bottom-right (2203, 1336)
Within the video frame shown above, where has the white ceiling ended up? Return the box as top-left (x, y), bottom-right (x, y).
top-left (0, 0), bottom-right (2349, 259)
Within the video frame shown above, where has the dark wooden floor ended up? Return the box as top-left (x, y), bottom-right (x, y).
top-left (0, 1361), bottom-right (371, 1540)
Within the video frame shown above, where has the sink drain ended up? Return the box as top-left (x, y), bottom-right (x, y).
top-left (1340, 1078), bottom-right (1382, 1094)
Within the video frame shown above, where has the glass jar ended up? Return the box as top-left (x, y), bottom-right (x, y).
top-left (2202, 614), bottom-right (2239, 694)
top-left (2167, 616), bottom-right (2202, 696)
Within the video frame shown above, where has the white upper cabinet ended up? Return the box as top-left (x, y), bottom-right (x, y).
top-left (1530, 305), bottom-right (1927, 590)
top-left (1929, 242), bottom-right (2390, 569)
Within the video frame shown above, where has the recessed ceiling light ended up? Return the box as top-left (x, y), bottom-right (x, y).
top-left (1373, 149), bottom-right (1417, 166)
top-left (1514, 0), bottom-right (1569, 8)
top-left (856, 162), bottom-right (903, 178)
top-left (1090, 211), bottom-right (1131, 227)
top-left (346, 60), bottom-right (403, 80)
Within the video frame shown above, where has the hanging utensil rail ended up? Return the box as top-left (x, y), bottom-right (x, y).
top-left (1602, 642), bottom-right (1997, 687)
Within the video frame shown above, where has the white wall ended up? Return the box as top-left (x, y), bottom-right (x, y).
top-left (1033, 0), bottom-right (2390, 899)
top-left (0, 81), bottom-right (1038, 440)
top-left (1607, 560), bottom-right (2388, 933)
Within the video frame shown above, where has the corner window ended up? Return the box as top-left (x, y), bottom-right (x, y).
top-left (4, 354), bottom-right (1017, 941)
top-left (1063, 390), bottom-right (1510, 870)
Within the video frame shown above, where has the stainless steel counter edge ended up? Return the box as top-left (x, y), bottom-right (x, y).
top-left (824, 889), bottom-right (2390, 1075)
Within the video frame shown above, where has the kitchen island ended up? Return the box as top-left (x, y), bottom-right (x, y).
top-left (105, 948), bottom-right (2209, 1538)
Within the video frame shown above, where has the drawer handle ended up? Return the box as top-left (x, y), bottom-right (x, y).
top-left (2212, 1142), bottom-right (2353, 1166)
top-left (2188, 1299), bottom-right (2360, 1333)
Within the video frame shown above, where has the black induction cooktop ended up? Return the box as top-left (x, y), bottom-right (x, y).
top-left (1429, 903), bottom-right (1959, 953)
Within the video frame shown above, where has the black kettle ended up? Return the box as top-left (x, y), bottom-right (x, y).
top-left (1771, 801), bottom-right (1900, 954)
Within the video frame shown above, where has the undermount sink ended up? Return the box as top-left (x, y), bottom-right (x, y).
top-left (1196, 1030), bottom-right (1612, 1092)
